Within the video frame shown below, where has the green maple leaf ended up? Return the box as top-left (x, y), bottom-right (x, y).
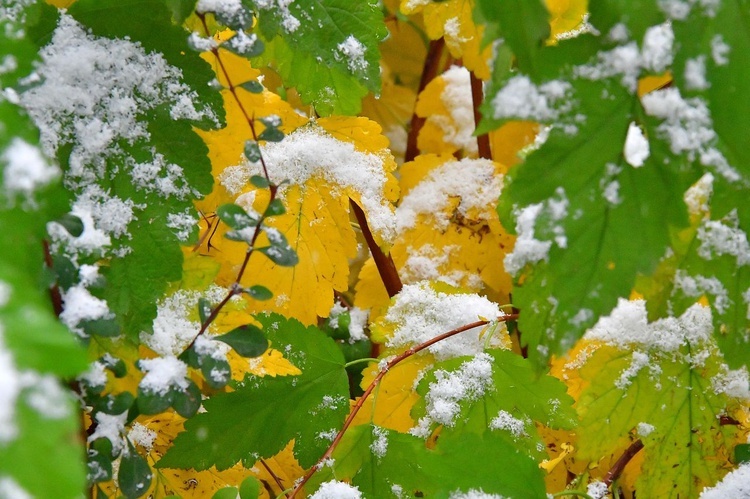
top-left (157, 314), bottom-right (349, 470)
top-left (315, 424), bottom-right (546, 498)
top-left (248, 0), bottom-right (387, 116)
top-left (577, 338), bottom-right (739, 497)
top-left (411, 350), bottom-right (575, 459)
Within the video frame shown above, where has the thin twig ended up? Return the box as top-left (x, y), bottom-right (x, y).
top-left (405, 38), bottom-right (446, 163)
top-left (260, 458), bottom-right (289, 498)
top-left (469, 70), bottom-right (492, 160)
top-left (289, 314), bottom-right (519, 497)
top-left (349, 200), bottom-right (402, 297)
top-left (603, 439), bottom-right (644, 487)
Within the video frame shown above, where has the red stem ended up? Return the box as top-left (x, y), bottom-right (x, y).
top-left (469, 71), bottom-right (492, 160)
top-left (405, 38), bottom-right (446, 162)
top-left (603, 439), bottom-right (644, 487)
top-left (290, 314), bottom-right (518, 497)
top-left (350, 200), bottom-right (402, 298)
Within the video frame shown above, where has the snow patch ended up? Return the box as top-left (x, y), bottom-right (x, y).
top-left (623, 122), bottom-right (650, 167)
top-left (310, 480), bottom-right (362, 499)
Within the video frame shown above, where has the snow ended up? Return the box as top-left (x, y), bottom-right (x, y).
top-left (0, 324), bottom-right (21, 444)
top-left (196, 0), bottom-right (248, 27)
top-left (449, 490), bottom-right (504, 499)
top-left (587, 480), bottom-right (609, 499)
top-left (87, 411), bottom-right (128, 455)
top-left (129, 153), bottom-right (198, 200)
top-left (673, 271), bottom-right (730, 314)
top-left (684, 173), bottom-right (713, 216)
top-left (237, 123), bottom-right (397, 244)
top-left (431, 66), bottom-right (477, 155)
top-left (712, 368), bottom-right (750, 400)
top-left (137, 357), bottom-right (189, 396)
top-left (382, 282), bottom-right (503, 360)
top-left (396, 158), bottom-right (501, 233)
top-left (59, 284), bottom-right (114, 337)
top-left (2, 138), bottom-right (59, 202)
top-left (187, 32), bottom-right (219, 52)
top-left (491, 75), bottom-right (572, 121)
top-left (658, 0), bottom-right (692, 20)
top-left (225, 31), bottom-right (261, 56)
top-left (412, 353), bottom-right (494, 437)
top-left (607, 23), bottom-right (630, 44)
top-left (642, 88), bottom-right (739, 182)
top-left (141, 286), bottom-right (230, 357)
top-left (489, 410), bottom-right (527, 437)
top-left (615, 351), bottom-right (650, 389)
top-left (166, 209), bottom-right (197, 242)
top-left (310, 480), bottom-right (362, 499)
top-left (641, 23), bottom-right (674, 73)
top-left (637, 422), bottom-right (655, 437)
top-left (78, 360), bottom-right (108, 391)
top-left (0, 477), bottom-right (31, 499)
top-left (696, 212), bottom-right (750, 266)
top-left (129, 422), bottom-right (157, 452)
top-left (347, 307), bottom-right (369, 342)
top-left (700, 462), bottom-right (750, 498)
top-left (586, 298), bottom-right (713, 354)
top-left (684, 56), bottom-right (709, 91)
top-left (370, 426), bottom-right (388, 459)
top-left (255, 0), bottom-right (300, 32)
top-left (710, 35), bottom-right (730, 66)
top-left (336, 36), bottom-right (369, 74)
top-left (623, 122), bottom-right (650, 167)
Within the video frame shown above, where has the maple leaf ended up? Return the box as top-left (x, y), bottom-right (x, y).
top-left (401, 0), bottom-right (492, 79)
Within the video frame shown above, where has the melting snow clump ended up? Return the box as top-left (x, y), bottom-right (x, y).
top-left (310, 480), bottom-right (363, 499)
top-left (700, 462), bottom-right (750, 498)
top-left (623, 122), bottom-right (650, 167)
top-left (491, 75), bottom-right (572, 121)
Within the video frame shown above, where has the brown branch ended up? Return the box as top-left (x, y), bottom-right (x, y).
top-left (469, 71), bottom-right (492, 160)
top-left (289, 314), bottom-right (519, 497)
top-left (42, 240), bottom-right (63, 316)
top-left (259, 458), bottom-right (288, 497)
top-left (350, 200), bottom-right (402, 298)
top-left (603, 439), bottom-right (644, 487)
top-left (405, 38), bottom-right (446, 162)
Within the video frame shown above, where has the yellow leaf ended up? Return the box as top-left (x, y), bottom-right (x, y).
top-left (545, 0), bottom-right (588, 40)
top-left (352, 355), bottom-right (436, 432)
top-left (415, 66), bottom-right (479, 157)
top-left (356, 154), bottom-right (514, 310)
top-left (638, 72), bottom-right (673, 97)
top-left (401, 0), bottom-right (492, 79)
top-left (489, 121), bottom-right (540, 167)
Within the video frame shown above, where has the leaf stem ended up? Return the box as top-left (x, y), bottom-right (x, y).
top-left (343, 357), bottom-right (380, 369)
top-left (405, 37), bottom-right (446, 162)
top-left (469, 70), bottom-right (492, 160)
top-left (604, 439), bottom-right (644, 487)
top-left (349, 200), bottom-right (402, 297)
top-left (289, 314), bottom-right (518, 497)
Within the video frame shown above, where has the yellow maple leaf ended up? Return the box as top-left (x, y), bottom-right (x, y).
top-left (356, 154), bottom-right (514, 311)
top-left (489, 121), bottom-right (540, 167)
top-left (415, 66), bottom-right (479, 157)
top-left (545, 0), bottom-right (588, 40)
top-left (401, 0), bottom-right (492, 80)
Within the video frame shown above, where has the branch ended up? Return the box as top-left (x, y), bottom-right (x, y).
top-left (350, 200), bottom-right (402, 298)
top-left (603, 439), bottom-right (644, 488)
top-left (469, 71), bottom-right (492, 160)
top-left (405, 38), bottom-right (446, 162)
top-left (289, 314), bottom-right (519, 497)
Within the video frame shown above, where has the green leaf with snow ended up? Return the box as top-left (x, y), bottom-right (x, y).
top-left (575, 301), bottom-right (740, 498)
top-left (412, 350), bottom-right (575, 459)
top-left (0, 380), bottom-right (86, 499)
top-left (157, 313), bottom-right (349, 470)
top-left (249, 0), bottom-right (387, 116)
top-left (587, 0), bottom-right (664, 42)
top-left (315, 423), bottom-right (546, 498)
top-left (497, 75), bottom-right (698, 366)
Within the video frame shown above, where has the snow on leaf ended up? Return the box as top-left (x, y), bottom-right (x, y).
top-left (570, 301), bottom-right (741, 498)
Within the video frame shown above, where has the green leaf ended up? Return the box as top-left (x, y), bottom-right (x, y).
top-left (577, 338), bottom-right (738, 498)
top-left (69, 0), bottom-right (224, 129)
top-left (258, 243), bottom-right (299, 267)
top-left (217, 203), bottom-right (260, 230)
top-left (137, 386), bottom-right (173, 415)
top-left (264, 198), bottom-right (286, 217)
top-left (215, 324), bottom-right (269, 358)
top-left (735, 444), bottom-right (750, 464)
top-left (165, 0), bottom-right (197, 24)
top-left (239, 476), bottom-right (261, 499)
top-left (498, 78), bottom-right (697, 366)
top-left (258, 126), bottom-right (285, 143)
top-left (319, 424), bottom-right (546, 498)
top-left (588, 0), bottom-right (665, 42)
top-left (55, 213), bottom-right (84, 237)
top-left (158, 314), bottom-right (349, 470)
top-left (198, 297), bottom-right (212, 324)
top-left (412, 350), bottom-right (575, 459)
top-left (225, 31), bottom-right (265, 57)
top-left (88, 448), bottom-right (114, 484)
top-left (81, 318), bottom-right (121, 338)
top-left (213, 487), bottom-right (240, 499)
top-left (249, 174), bottom-right (269, 188)
top-left (0, 383), bottom-right (86, 499)
top-left (244, 285), bottom-right (273, 301)
top-left (244, 141), bottom-right (263, 163)
top-left (240, 80), bottom-right (264, 94)
top-left (94, 392), bottom-right (135, 415)
top-left (172, 380), bottom-right (203, 419)
top-left (118, 445), bottom-right (153, 499)
top-left (200, 355), bottom-right (232, 389)
top-left (250, 0), bottom-right (387, 116)
top-left (474, 0), bottom-right (550, 77)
